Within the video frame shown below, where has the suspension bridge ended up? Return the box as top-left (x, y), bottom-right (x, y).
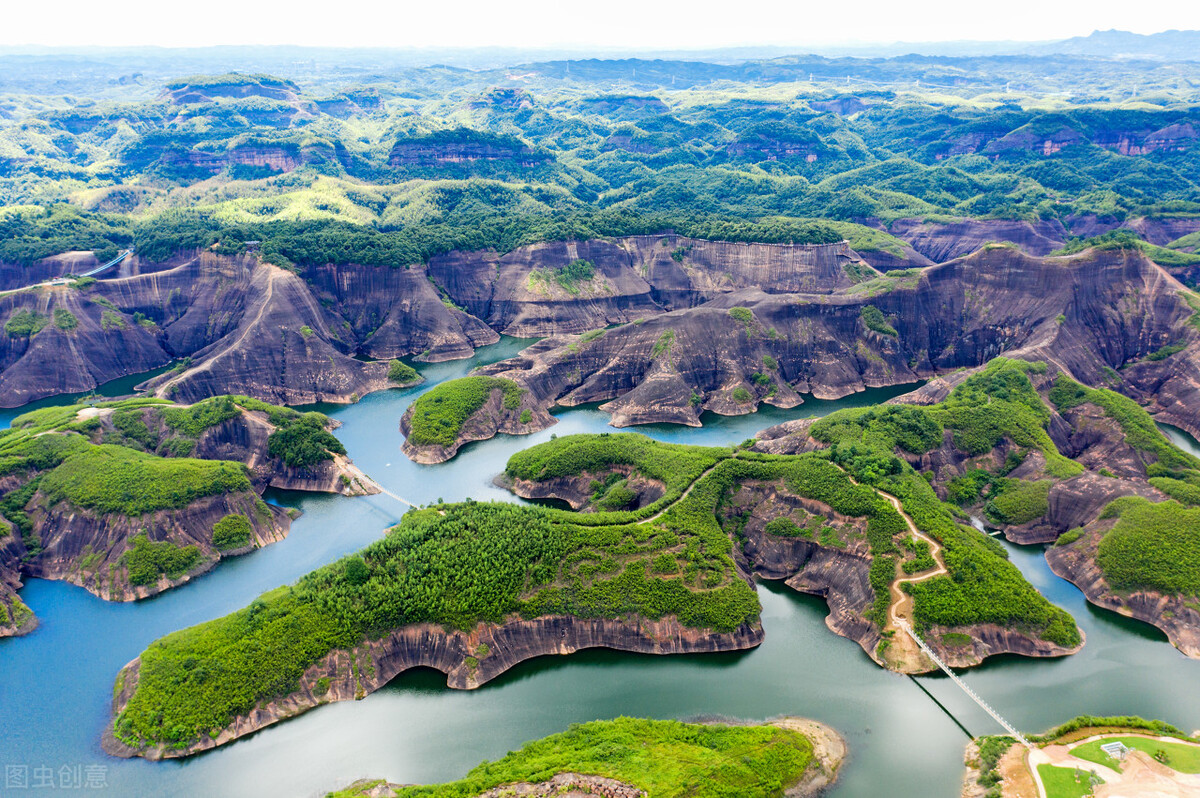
top-left (77, 249), bottom-right (132, 278)
top-left (898, 619), bottom-right (1033, 748)
top-left (369, 481), bottom-right (416, 509)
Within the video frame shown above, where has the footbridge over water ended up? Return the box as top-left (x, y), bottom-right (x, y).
top-left (898, 620), bottom-right (1033, 748)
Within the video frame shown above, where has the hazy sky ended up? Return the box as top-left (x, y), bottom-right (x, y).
top-left (2, 0), bottom-right (1197, 49)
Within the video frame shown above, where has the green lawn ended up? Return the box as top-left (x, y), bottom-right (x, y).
top-left (1071, 736), bottom-right (1200, 774)
top-left (1037, 764), bottom-right (1104, 798)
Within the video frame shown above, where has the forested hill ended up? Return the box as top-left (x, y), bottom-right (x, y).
top-left (2, 51), bottom-right (1200, 282)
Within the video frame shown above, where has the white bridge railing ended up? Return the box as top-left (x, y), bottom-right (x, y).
top-left (898, 620), bottom-right (1032, 748)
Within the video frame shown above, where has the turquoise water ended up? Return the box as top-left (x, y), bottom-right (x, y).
top-left (1, 340), bottom-right (1197, 797)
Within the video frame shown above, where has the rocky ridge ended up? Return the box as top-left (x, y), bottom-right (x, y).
top-left (104, 615), bottom-right (763, 759)
top-left (448, 246), bottom-right (1199, 454)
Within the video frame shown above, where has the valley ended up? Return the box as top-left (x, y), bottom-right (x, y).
top-left (1, 32), bottom-right (1200, 798)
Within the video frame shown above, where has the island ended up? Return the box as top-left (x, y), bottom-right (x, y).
top-left (327, 716), bottom-right (845, 798)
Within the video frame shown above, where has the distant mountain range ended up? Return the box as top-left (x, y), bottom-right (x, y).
top-left (1028, 29), bottom-right (1200, 60)
top-left (1, 30), bottom-right (1198, 70)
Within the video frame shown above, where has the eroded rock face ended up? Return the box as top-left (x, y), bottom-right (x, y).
top-left (18, 491), bottom-right (289, 602)
top-left (502, 467), bottom-right (664, 512)
top-left (193, 409), bottom-right (379, 496)
top-left (0, 400), bottom-right (376, 627)
top-left (426, 236), bottom-right (872, 336)
top-left (889, 218), bottom-right (1069, 261)
top-left (0, 556), bottom-right (35, 637)
top-left (104, 614), bottom-right (764, 759)
top-left (470, 246), bottom-right (1199, 440)
top-left (302, 263), bottom-right (498, 362)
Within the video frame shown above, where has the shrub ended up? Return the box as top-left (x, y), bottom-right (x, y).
top-left (728, 307), bottom-right (753, 327)
top-left (764, 517), bottom-right (807, 538)
top-left (1097, 498), bottom-right (1200, 595)
top-left (268, 414), bottom-right (346, 467)
top-left (651, 330), bottom-right (675, 359)
top-left (5, 310), bottom-right (47, 337)
top-left (212, 514), bottom-right (253, 551)
top-left (351, 718), bottom-right (813, 798)
top-left (986, 480), bottom-right (1051, 525)
top-left (732, 387), bottom-right (753, 403)
top-left (52, 308), bottom-right (78, 331)
top-left (100, 310), bottom-right (126, 331)
top-left (860, 305), bottom-right (898, 336)
top-left (124, 534), bottom-right (201, 586)
top-left (387, 360), bottom-right (420, 384)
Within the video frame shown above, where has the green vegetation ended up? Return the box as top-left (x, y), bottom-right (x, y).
top-left (39, 445), bottom-right (250, 516)
top-left (972, 735), bottom-right (1015, 793)
top-left (1056, 527), bottom-right (1085, 546)
top-left (1034, 715), bottom-right (1190, 744)
top-left (985, 479), bottom-right (1051, 525)
top-left (732, 387), bottom-right (753, 403)
top-left (124, 534), bottom-right (202, 586)
top-left (531, 259), bottom-right (596, 294)
top-left (764, 517), bottom-right (807, 538)
top-left (5, 309), bottom-right (47, 337)
top-left (114, 409), bottom-right (1079, 750)
top-left (406, 376), bottom-right (524, 448)
top-left (112, 497), bottom-right (760, 748)
top-left (100, 310), bottom-right (126, 331)
top-left (1146, 342), bottom-right (1187, 361)
top-left (506, 433), bottom-right (725, 522)
top-left (1036, 764), bottom-right (1103, 798)
top-left (212, 514), bottom-right (253, 551)
top-left (326, 718), bottom-right (815, 798)
top-left (1055, 229), bottom-right (1200, 269)
top-left (1096, 498), bottom-right (1200, 596)
top-left (387, 360), bottom-right (420, 385)
top-left (651, 329), bottom-right (675, 359)
top-left (810, 359), bottom-right (1081, 645)
top-left (159, 396), bottom-right (241, 438)
top-left (1050, 375), bottom-right (1200, 474)
top-left (1149, 477), bottom-right (1200, 506)
top-left (267, 413), bottom-right (346, 468)
top-left (1071, 737), bottom-right (1200, 774)
top-left (519, 409), bottom-right (533, 424)
top-left (728, 307), bottom-right (753, 327)
top-left (860, 305), bottom-right (897, 337)
top-left (52, 308), bottom-right (78, 331)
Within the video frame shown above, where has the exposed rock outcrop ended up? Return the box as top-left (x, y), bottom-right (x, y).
top-left (302, 263), bottom-right (499, 362)
top-left (463, 246), bottom-right (1199, 443)
top-left (0, 397), bottom-right (376, 627)
top-left (890, 218), bottom-right (1069, 261)
top-left (17, 491), bottom-right (289, 602)
top-left (426, 236), bottom-right (871, 336)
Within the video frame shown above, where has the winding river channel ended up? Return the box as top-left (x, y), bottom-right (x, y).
top-left (1, 336), bottom-right (1199, 797)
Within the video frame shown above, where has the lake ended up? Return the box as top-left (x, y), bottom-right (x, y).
top-left (1, 338), bottom-right (1197, 797)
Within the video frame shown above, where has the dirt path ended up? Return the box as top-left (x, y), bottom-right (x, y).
top-left (155, 265), bottom-right (281, 398)
top-left (871, 488), bottom-right (947, 672)
top-left (642, 457), bottom-right (731, 523)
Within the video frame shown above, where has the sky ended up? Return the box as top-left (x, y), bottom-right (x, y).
top-left (1, 0), bottom-right (1197, 49)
